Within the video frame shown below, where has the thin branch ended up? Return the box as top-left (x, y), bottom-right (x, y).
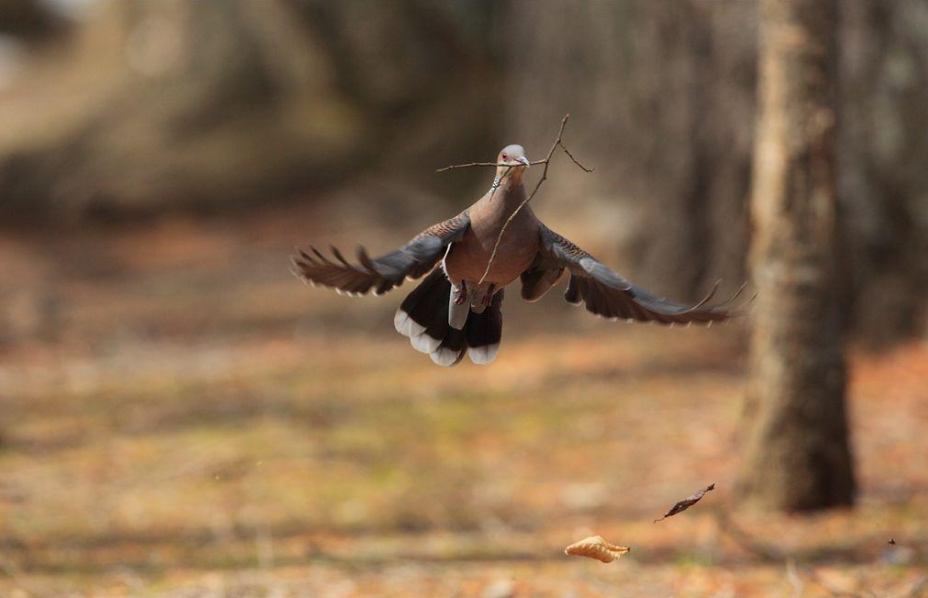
top-left (434, 114), bottom-right (592, 287)
top-left (560, 143), bottom-right (594, 173)
top-left (478, 114), bottom-right (590, 286)
top-left (435, 160), bottom-right (547, 173)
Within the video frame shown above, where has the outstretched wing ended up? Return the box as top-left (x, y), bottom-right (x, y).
top-left (293, 211), bottom-right (470, 296)
top-left (531, 223), bottom-right (733, 324)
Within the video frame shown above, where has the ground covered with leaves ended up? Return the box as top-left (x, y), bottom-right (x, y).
top-left (1, 205), bottom-right (926, 597)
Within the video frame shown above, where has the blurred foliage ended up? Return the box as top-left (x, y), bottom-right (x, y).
top-left (0, 0), bottom-right (61, 38)
top-left (0, 207), bottom-right (926, 595)
top-left (0, 0), bottom-right (503, 218)
top-left (0, 0), bottom-right (924, 341)
top-left (0, 3), bottom-right (926, 593)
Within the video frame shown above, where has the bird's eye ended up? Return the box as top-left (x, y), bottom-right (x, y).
top-left (501, 153), bottom-right (508, 161)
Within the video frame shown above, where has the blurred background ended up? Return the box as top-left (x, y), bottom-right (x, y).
top-left (0, 0), bottom-right (926, 596)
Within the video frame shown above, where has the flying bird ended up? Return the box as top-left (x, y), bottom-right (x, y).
top-left (293, 144), bottom-right (734, 366)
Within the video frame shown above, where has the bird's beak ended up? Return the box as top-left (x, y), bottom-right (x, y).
top-left (517, 156), bottom-right (530, 168)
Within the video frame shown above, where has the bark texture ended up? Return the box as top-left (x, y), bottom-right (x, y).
top-left (739, 0), bottom-right (856, 511)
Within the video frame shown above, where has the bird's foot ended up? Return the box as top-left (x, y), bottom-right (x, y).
top-left (481, 284), bottom-right (496, 307)
top-left (453, 281), bottom-right (468, 306)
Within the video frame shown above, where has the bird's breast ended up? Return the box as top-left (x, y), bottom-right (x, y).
top-left (444, 220), bottom-right (538, 286)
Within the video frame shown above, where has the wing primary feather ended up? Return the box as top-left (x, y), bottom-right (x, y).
top-left (330, 246), bottom-right (351, 268)
top-left (686, 279), bottom-right (721, 312)
top-left (293, 211), bottom-right (470, 297)
top-left (358, 247), bottom-right (378, 272)
top-left (717, 281), bottom-right (748, 308)
top-left (538, 224), bottom-right (740, 325)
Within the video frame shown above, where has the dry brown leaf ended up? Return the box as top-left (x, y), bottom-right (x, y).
top-left (564, 535), bottom-right (631, 563)
top-left (654, 483), bottom-right (716, 523)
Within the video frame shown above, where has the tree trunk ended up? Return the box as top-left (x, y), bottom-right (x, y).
top-left (738, 0), bottom-right (855, 511)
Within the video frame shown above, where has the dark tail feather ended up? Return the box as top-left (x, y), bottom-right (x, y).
top-left (394, 268), bottom-right (450, 355)
top-left (394, 270), bottom-right (503, 366)
top-left (465, 288), bottom-right (503, 365)
top-left (431, 327), bottom-right (467, 367)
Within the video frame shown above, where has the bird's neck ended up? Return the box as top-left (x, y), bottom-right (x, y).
top-left (485, 177), bottom-right (527, 219)
top-left (492, 167), bottom-right (525, 190)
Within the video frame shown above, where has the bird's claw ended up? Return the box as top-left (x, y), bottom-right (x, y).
top-left (481, 284), bottom-right (496, 307)
top-left (453, 281), bottom-right (468, 306)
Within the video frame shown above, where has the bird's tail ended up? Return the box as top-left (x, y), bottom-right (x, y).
top-left (394, 269), bottom-right (503, 367)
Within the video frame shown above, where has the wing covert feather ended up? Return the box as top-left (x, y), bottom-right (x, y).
top-left (535, 223), bottom-right (732, 324)
top-left (293, 211), bottom-right (470, 296)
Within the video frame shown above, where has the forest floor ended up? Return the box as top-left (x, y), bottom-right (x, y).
top-left (1, 204), bottom-right (927, 597)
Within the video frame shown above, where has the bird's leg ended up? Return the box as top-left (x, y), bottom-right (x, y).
top-left (481, 283), bottom-right (496, 307)
top-left (453, 280), bottom-right (469, 306)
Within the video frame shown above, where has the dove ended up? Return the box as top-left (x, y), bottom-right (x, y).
top-left (293, 144), bottom-right (735, 366)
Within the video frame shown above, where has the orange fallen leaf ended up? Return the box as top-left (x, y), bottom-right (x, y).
top-left (564, 536), bottom-right (631, 563)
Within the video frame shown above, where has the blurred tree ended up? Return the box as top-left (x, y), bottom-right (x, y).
top-left (0, 0), bottom-right (924, 343)
top-left (505, 0), bottom-right (926, 345)
top-left (0, 0), bottom-right (60, 39)
top-left (505, 0), bottom-right (755, 304)
top-left (0, 0), bottom-right (502, 221)
top-left (739, 0), bottom-right (855, 511)
top-left (841, 0), bottom-right (928, 344)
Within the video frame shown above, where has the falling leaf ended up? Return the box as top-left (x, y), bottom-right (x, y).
top-left (654, 483), bottom-right (716, 523)
top-left (564, 535), bottom-right (631, 563)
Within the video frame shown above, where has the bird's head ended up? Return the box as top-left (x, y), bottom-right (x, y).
top-left (495, 144), bottom-right (530, 184)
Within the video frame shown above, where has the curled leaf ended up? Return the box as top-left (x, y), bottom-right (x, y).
top-left (564, 535), bottom-right (631, 563)
top-left (654, 483), bottom-right (716, 523)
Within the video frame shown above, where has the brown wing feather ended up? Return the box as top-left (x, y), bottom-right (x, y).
top-left (535, 224), bottom-right (733, 325)
top-left (293, 211), bottom-right (470, 296)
